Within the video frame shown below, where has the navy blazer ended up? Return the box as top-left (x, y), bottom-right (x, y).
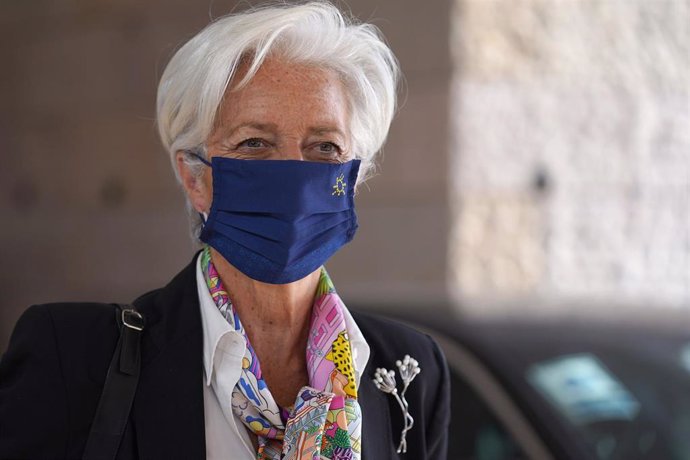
top-left (0, 256), bottom-right (450, 459)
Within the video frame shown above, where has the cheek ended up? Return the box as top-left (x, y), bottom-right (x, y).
top-left (201, 169), bottom-right (214, 204)
top-left (188, 168), bottom-right (214, 212)
top-left (203, 168), bottom-right (213, 190)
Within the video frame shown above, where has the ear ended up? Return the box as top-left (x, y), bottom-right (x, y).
top-left (175, 151), bottom-right (210, 213)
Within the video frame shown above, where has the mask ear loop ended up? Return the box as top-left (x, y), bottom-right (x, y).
top-left (187, 150), bottom-right (212, 167)
top-left (186, 149), bottom-right (211, 225)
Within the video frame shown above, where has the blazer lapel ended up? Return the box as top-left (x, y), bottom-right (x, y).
top-left (358, 353), bottom-right (397, 458)
top-left (131, 256), bottom-right (207, 459)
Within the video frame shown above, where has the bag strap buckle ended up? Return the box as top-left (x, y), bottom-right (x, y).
top-left (121, 308), bottom-right (144, 331)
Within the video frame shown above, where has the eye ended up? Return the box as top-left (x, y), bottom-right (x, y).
top-left (237, 138), bottom-right (267, 149)
top-left (316, 142), bottom-right (341, 155)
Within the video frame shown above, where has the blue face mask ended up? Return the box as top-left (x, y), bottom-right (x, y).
top-left (195, 155), bottom-right (360, 284)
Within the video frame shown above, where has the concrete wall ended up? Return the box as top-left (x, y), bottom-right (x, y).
top-left (0, 0), bottom-right (454, 350)
top-left (449, 0), bottom-right (690, 313)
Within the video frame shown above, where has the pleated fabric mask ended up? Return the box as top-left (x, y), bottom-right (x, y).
top-left (195, 155), bottom-right (360, 284)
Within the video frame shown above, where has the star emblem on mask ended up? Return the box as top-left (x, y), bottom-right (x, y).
top-left (332, 174), bottom-right (347, 196)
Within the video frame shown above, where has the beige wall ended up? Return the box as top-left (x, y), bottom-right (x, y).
top-left (0, 0), bottom-right (454, 351)
top-left (449, 0), bottom-right (690, 313)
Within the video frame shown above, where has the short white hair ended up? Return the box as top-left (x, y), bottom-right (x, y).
top-left (156, 1), bottom-right (400, 184)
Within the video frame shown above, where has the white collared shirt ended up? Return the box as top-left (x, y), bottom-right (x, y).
top-left (195, 254), bottom-right (371, 459)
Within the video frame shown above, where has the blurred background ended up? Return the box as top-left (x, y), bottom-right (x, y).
top-left (0, 0), bottom-right (688, 352)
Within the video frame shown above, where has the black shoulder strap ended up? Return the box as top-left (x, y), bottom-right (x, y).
top-left (83, 304), bottom-right (145, 460)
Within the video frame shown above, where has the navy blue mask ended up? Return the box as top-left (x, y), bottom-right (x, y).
top-left (196, 156), bottom-right (360, 284)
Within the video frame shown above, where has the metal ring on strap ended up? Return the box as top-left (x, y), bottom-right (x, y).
top-left (121, 309), bottom-right (145, 331)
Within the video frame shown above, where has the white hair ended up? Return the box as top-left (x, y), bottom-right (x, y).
top-left (156, 1), bottom-right (400, 185)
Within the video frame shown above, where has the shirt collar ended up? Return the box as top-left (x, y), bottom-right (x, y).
top-left (340, 301), bottom-right (370, 388)
top-left (196, 253), bottom-right (245, 386)
top-left (196, 253), bottom-right (370, 387)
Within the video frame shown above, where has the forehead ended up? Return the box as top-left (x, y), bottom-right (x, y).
top-left (216, 57), bottom-right (350, 130)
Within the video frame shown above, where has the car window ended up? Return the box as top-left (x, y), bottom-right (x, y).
top-left (680, 342), bottom-right (690, 374)
top-left (526, 347), bottom-right (690, 460)
top-left (528, 354), bottom-right (640, 426)
top-left (450, 369), bottom-right (529, 460)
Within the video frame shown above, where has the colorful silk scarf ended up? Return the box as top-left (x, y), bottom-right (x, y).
top-left (201, 247), bottom-right (362, 460)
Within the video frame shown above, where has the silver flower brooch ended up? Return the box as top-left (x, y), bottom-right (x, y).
top-left (373, 355), bottom-right (421, 453)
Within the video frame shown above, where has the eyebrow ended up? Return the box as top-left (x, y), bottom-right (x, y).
top-left (224, 123), bottom-right (347, 138)
top-left (225, 122), bottom-right (278, 137)
top-left (308, 126), bottom-right (347, 138)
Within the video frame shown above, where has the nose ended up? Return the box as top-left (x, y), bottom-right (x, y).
top-left (273, 140), bottom-right (304, 161)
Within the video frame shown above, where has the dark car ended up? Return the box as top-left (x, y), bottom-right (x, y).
top-left (389, 309), bottom-right (690, 460)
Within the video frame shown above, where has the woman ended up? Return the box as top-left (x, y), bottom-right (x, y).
top-left (0, 3), bottom-right (450, 459)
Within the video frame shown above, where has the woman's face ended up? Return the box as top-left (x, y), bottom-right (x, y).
top-left (181, 56), bottom-right (353, 214)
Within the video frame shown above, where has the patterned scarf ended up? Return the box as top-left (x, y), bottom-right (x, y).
top-left (201, 247), bottom-right (362, 460)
